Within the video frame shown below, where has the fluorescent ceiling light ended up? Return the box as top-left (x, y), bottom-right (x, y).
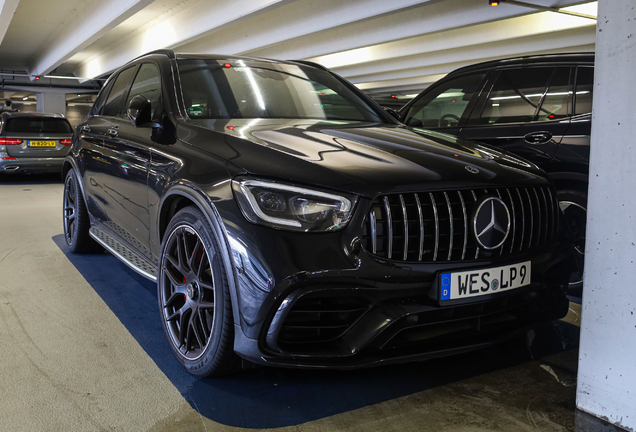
top-left (561, 1), bottom-right (598, 18)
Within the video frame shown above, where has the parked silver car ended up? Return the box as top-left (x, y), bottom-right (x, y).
top-left (0, 112), bottom-right (73, 174)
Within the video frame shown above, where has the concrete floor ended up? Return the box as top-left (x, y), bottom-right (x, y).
top-left (0, 173), bottom-right (615, 432)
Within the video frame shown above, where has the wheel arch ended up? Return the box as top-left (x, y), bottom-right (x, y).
top-left (548, 171), bottom-right (589, 195)
top-left (158, 184), bottom-right (242, 338)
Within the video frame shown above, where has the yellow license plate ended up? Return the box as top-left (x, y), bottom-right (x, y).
top-left (28, 140), bottom-right (56, 147)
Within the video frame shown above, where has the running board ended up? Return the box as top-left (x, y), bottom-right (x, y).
top-left (89, 226), bottom-right (157, 282)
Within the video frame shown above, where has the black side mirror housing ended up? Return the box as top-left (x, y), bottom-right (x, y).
top-left (127, 95), bottom-right (160, 128)
top-left (384, 107), bottom-right (402, 122)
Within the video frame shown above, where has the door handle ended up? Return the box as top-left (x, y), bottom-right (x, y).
top-left (106, 124), bottom-right (119, 138)
top-left (80, 125), bottom-right (91, 133)
top-left (524, 131), bottom-right (552, 144)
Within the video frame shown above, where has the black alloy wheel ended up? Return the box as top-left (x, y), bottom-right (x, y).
top-left (63, 169), bottom-right (100, 253)
top-left (158, 206), bottom-right (239, 377)
top-left (558, 189), bottom-right (587, 294)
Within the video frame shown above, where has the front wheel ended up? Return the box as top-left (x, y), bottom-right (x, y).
top-left (558, 189), bottom-right (587, 294)
top-left (158, 206), bottom-right (239, 377)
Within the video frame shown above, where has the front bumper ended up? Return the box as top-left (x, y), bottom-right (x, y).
top-left (0, 156), bottom-right (65, 174)
top-left (215, 198), bottom-right (574, 369)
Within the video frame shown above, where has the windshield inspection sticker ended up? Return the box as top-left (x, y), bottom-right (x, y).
top-left (187, 106), bottom-right (204, 116)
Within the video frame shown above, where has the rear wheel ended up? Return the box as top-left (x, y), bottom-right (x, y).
top-left (557, 189), bottom-right (587, 294)
top-left (63, 169), bottom-right (100, 253)
top-left (158, 206), bottom-right (239, 377)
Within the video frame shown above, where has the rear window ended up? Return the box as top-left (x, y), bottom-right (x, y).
top-left (4, 117), bottom-right (72, 134)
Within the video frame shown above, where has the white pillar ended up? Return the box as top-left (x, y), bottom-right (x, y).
top-left (576, 0), bottom-right (636, 429)
top-left (36, 92), bottom-right (66, 116)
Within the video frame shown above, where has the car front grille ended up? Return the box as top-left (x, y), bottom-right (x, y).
top-left (362, 186), bottom-right (559, 262)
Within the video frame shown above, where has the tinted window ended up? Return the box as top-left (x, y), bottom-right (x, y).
top-left (127, 63), bottom-right (161, 119)
top-left (102, 66), bottom-right (137, 117)
top-left (91, 79), bottom-right (114, 116)
top-left (177, 59), bottom-right (382, 122)
top-left (404, 73), bottom-right (486, 128)
top-left (535, 67), bottom-right (572, 121)
top-left (480, 68), bottom-right (553, 124)
top-left (5, 117), bottom-right (72, 133)
top-left (575, 67), bottom-right (594, 115)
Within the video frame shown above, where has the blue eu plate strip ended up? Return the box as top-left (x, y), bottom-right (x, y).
top-left (440, 273), bottom-right (451, 300)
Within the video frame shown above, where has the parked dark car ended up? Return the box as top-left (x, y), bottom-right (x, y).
top-left (399, 53), bottom-right (592, 292)
top-left (0, 112), bottom-right (73, 174)
top-left (63, 50), bottom-right (573, 377)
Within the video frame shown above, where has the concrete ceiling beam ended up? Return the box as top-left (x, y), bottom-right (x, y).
top-left (0, 0), bottom-right (20, 46)
top-left (177, 0), bottom-right (433, 56)
top-left (246, 0), bottom-right (589, 60)
top-left (27, 0), bottom-right (154, 79)
top-left (74, 0), bottom-right (297, 81)
top-left (341, 27), bottom-right (596, 83)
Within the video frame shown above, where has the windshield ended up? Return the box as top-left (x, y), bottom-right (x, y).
top-left (4, 117), bottom-right (72, 134)
top-left (177, 59), bottom-right (383, 122)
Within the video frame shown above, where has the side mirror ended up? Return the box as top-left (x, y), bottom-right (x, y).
top-left (127, 95), bottom-right (158, 128)
top-left (384, 107), bottom-right (402, 122)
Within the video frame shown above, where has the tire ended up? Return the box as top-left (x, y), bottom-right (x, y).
top-left (557, 189), bottom-right (587, 294)
top-left (63, 169), bottom-right (101, 253)
top-left (158, 206), bottom-right (239, 377)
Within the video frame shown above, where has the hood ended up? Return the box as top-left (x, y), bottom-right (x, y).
top-left (177, 118), bottom-right (548, 197)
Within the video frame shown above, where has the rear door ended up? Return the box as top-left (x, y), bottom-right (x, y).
top-left (460, 66), bottom-right (573, 170)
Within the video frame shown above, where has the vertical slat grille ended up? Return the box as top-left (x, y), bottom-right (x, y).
top-left (362, 186), bottom-right (560, 263)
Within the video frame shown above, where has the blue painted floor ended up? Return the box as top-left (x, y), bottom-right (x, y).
top-left (54, 234), bottom-right (579, 429)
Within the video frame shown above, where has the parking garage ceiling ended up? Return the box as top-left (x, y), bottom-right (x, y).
top-left (0, 0), bottom-right (596, 97)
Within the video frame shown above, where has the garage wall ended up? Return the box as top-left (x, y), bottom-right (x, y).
top-left (576, 0), bottom-right (636, 429)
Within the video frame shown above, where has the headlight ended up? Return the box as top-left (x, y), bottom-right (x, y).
top-left (232, 179), bottom-right (357, 232)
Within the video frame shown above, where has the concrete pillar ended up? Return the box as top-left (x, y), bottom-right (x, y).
top-left (576, 0), bottom-right (636, 429)
top-left (36, 92), bottom-right (66, 116)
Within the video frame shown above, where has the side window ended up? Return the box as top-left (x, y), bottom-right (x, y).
top-left (90, 80), bottom-right (114, 116)
top-left (404, 73), bottom-right (486, 128)
top-left (575, 66), bottom-right (594, 115)
top-left (126, 63), bottom-right (162, 119)
top-left (480, 67), bottom-right (553, 125)
top-left (102, 66), bottom-right (137, 117)
top-left (535, 67), bottom-right (572, 122)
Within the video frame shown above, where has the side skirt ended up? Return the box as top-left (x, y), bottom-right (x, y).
top-left (89, 226), bottom-right (158, 282)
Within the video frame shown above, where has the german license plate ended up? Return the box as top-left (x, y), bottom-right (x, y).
top-left (440, 261), bottom-right (531, 302)
top-left (28, 140), bottom-right (56, 147)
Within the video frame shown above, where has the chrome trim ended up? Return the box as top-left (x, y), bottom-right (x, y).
top-left (383, 196), bottom-right (393, 259)
top-left (89, 228), bottom-right (157, 282)
top-left (533, 188), bottom-right (542, 246)
top-left (415, 193), bottom-right (424, 261)
top-left (539, 187), bottom-right (549, 243)
top-left (430, 193), bottom-right (439, 261)
top-left (547, 187), bottom-right (556, 238)
top-left (495, 189), bottom-right (505, 256)
top-left (458, 191), bottom-right (467, 260)
top-left (516, 188), bottom-right (526, 251)
top-left (471, 190), bottom-right (479, 259)
top-left (506, 189), bottom-right (516, 254)
top-left (369, 210), bottom-right (377, 254)
top-left (399, 194), bottom-right (408, 261)
top-left (444, 192), bottom-right (453, 261)
top-left (525, 188), bottom-right (534, 248)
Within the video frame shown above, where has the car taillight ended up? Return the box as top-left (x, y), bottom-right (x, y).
top-left (60, 139), bottom-right (72, 145)
top-left (0, 138), bottom-right (23, 145)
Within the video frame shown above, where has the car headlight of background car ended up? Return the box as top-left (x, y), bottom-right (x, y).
top-left (232, 178), bottom-right (357, 232)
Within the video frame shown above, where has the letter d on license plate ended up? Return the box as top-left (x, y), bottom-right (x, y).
top-left (440, 261), bottom-right (531, 302)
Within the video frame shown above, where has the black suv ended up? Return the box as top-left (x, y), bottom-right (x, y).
top-left (63, 50), bottom-right (573, 377)
top-left (400, 53), bottom-right (593, 291)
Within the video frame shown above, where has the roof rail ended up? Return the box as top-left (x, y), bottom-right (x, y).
top-left (131, 49), bottom-right (176, 62)
top-left (291, 60), bottom-right (330, 71)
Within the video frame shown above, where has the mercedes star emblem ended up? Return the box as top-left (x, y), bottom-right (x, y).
top-left (473, 197), bottom-right (511, 250)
